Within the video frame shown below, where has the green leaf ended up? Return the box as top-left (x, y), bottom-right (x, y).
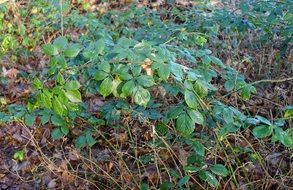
top-left (224, 80), bottom-right (234, 91)
top-left (183, 165), bottom-right (200, 173)
top-left (256, 116), bottom-right (272, 125)
top-left (192, 140), bottom-right (205, 156)
top-left (252, 125), bottom-right (274, 138)
top-left (56, 72), bottom-right (65, 85)
top-left (25, 114), bottom-right (35, 127)
top-left (94, 70), bottom-right (108, 81)
top-left (184, 90), bottom-right (198, 109)
top-left (158, 63), bottom-right (171, 81)
top-left (176, 113), bottom-right (194, 136)
top-left (86, 133), bottom-right (96, 147)
top-left (140, 183), bottom-right (149, 190)
top-left (65, 80), bottom-right (81, 90)
top-left (61, 125), bottom-right (69, 135)
top-left (53, 36), bottom-right (68, 51)
top-left (42, 44), bottom-right (58, 56)
top-left (136, 75), bottom-right (155, 88)
top-left (65, 89), bottom-right (82, 103)
top-left (33, 78), bottom-right (43, 90)
top-left (199, 171), bottom-right (219, 187)
top-left (194, 80), bottom-right (208, 98)
top-left (187, 109), bottom-right (204, 125)
top-left (166, 105), bottom-right (184, 119)
top-left (51, 114), bottom-right (65, 126)
top-left (122, 80), bottom-right (135, 97)
top-left (40, 112), bottom-right (50, 125)
top-left (51, 128), bottom-right (64, 140)
top-left (133, 86), bottom-right (150, 107)
top-left (159, 182), bottom-right (174, 190)
top-left (99, 61), bottom-right (111, 73)
top-left (52, 96), bottom-right (64, 116)
top-left (210, 164), bottom-right (229, 177)
top-left (178, 175), bottom-right (190, 187)
top-left (13, 150), bottom-right (25, 161)
top-left (99, 77), bottom-right (113, 97)
top-left (64, 47), bottom-right (81, 58)
top-left (75, 135), bottom-right (86, 149)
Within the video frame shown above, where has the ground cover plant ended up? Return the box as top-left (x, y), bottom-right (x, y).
top-left (0, 0), bottom-right (292, 189)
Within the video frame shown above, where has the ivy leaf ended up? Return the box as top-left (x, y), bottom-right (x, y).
top-left (210, 164), bottom-right (229, 177)
top-left (252, 125), bottom-right (274, 138)
top-left (176, 113), bottom-right (194, 136)
top-left (99, 77), bottom-right (113, 97)
top-left (136, 75), bottom-right (155, 88)
top-left (64, 47), bottom-right (81, 58)
top-left (184, 90), bottom-right (198, 109)
top-left (42, 44), bottom-right (58, 56)
top-left (133, 86), bottom-right (150, 107)
top-left (199, 171), bottom-right (219, 187)
top-left (122, 80), bottom-right (135, 97)
top-left (65, 89), bottom-right (82, 103)
top-left (187, 109), bottom-right (204, 125)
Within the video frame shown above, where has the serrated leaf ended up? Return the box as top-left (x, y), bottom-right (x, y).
top-left (178, 175), bottom-right (190, 187)
top-left (122, 80), bottom-right (135, 97)
top-left (255, 116), bottom-right (272, 125)
top-left (136, 75), bottom-right (155, 88)
top-left (75, 135), bottom-right (86, 149)
top-left (187, 109), bottom-right (204, 125)
top-left (192, 140), bottom-right (205, 156)
top-left (184, 90), bottom-right (198, 109)
top-left (199, 171), bottom-right (219, 187)
top-left (25, 114), bottom-right (35, 127)
top-left (65, 80), bottom-right (81, 90)
top-left (158, 63), bottom-right (171, 81)
top-left (53, 36), bottom-right (68, 51)
top-left (99, 77), bottom-right (113, 97)
top-left (133, 86), bottom-right (150, 107)
top-left (183, 165), bottom-right (200, 173)
top-left (52, 97), bottom-right (64, 116)
top-left (94, 70), bottom-right (108, 81)
top-left (43, 44), bottom-right (58, 56)
top-left (51, 128), bottom-right (64, 140)
top-left (65, 89), bottom-right (82, 103)
top-left (51, 114), bottom-right (65, 126)
top-left (64, 47), bottom-right (81, 58)
top-left (194, 80), bottom-right (208, 98)
top-left (176, 113), bottom-right (194, 136)
top-left (252, 125), bottom-right (274, 138)
top-left (224, 80), bottom-right (234, 91)
top-left (210, 164), bottom-right (229, 177)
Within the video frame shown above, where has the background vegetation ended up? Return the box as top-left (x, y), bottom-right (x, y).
top-left (0, 0), bottom-right (292, 189)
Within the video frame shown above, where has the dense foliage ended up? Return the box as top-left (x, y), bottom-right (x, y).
top-left (0, 0), bottom-right (292, 189)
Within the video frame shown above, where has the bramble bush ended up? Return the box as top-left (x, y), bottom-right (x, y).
top-left (0, 0), bottom-right (292, 188)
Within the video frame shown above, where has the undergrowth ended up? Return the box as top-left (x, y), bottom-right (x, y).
top-left (0, 0), bottom-right (292, 189)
